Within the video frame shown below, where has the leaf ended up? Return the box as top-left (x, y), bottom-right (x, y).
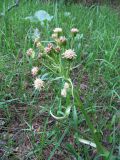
top-left (50, 106), bottom-right (71, 120)
top-left (41, 73), bottom-right (50, 80)
top-left (24, 10), bottom-right (53, 24)
top-left (75, 136), bottom-right (97, 148)
top-left (32, 28), bottom-right (40, 39)
top-left (73, 106), bottom-right (78, 129)
top-left (35, 10), bottom-right (53, 22)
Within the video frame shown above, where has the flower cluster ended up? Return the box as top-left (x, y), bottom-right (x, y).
top-left (26, 27), bottom-right (79, 91)
top-left (52, 28), bottom-right (66, 46)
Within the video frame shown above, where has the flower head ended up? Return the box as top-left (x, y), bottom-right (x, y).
top-left (48, 43), bottom-right (53, 48)
top-left (64, 82), bottom-right (69, 89)
top-left (57, 36), bottom-right (67, 45)
top-left (44, 47), bottom-right (51, 54)
top-left (31, 67), bottom-right (39, 76)
top-left (51, 33), bottom-right (58, 39)
top-left (38, 52), bottom-right (43, 59)
top-left (54, 46), bottom-right (61, 53)
top-left (36, 42), bottom-right (42, 48)
top-left (53, 28), bottom-right (62, 33)
top-left (62, 49), bottom-right (77, 60)
top-left (34, 78), bottom-right (44, 90)
top-left (44, 43), bottom-right (53, 54)
top-left (71, 28), bottom-right (79, 34)
top-left (34, 38), bottom-right (40, 44)
top-left (61, 88), bottom-right (67, 97)
top-left (26, 48), bottom-right (35, 57)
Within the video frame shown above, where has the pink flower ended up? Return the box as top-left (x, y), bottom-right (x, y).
top-left (44, 43), bottom-right (53, 54)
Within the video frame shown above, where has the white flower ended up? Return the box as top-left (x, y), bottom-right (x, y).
top-left (34, 78), bottom-right (44, 90)
top-left (71, 28), bottom-right (79, 33)
top-left (53, 28), bottom-right (62, 33)
top-left (51, 33), bottom-right (58, 39)
top-left (64, 82), bottom-right (69, 89)
top-left (62, 49), bottom-right (77, 60)
top-left (61, 88), bottom-right (67, 97)
top-left (31, 67), bottom-right (39, 76)
top-left (26, 48), bottom-right (34, 56)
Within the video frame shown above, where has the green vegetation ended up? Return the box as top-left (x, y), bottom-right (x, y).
top-left (0, 0), bottom-right (120, 159)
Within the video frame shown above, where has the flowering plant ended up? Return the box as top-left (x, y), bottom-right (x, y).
top-left (26, 27), bottom-right (111, 159)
